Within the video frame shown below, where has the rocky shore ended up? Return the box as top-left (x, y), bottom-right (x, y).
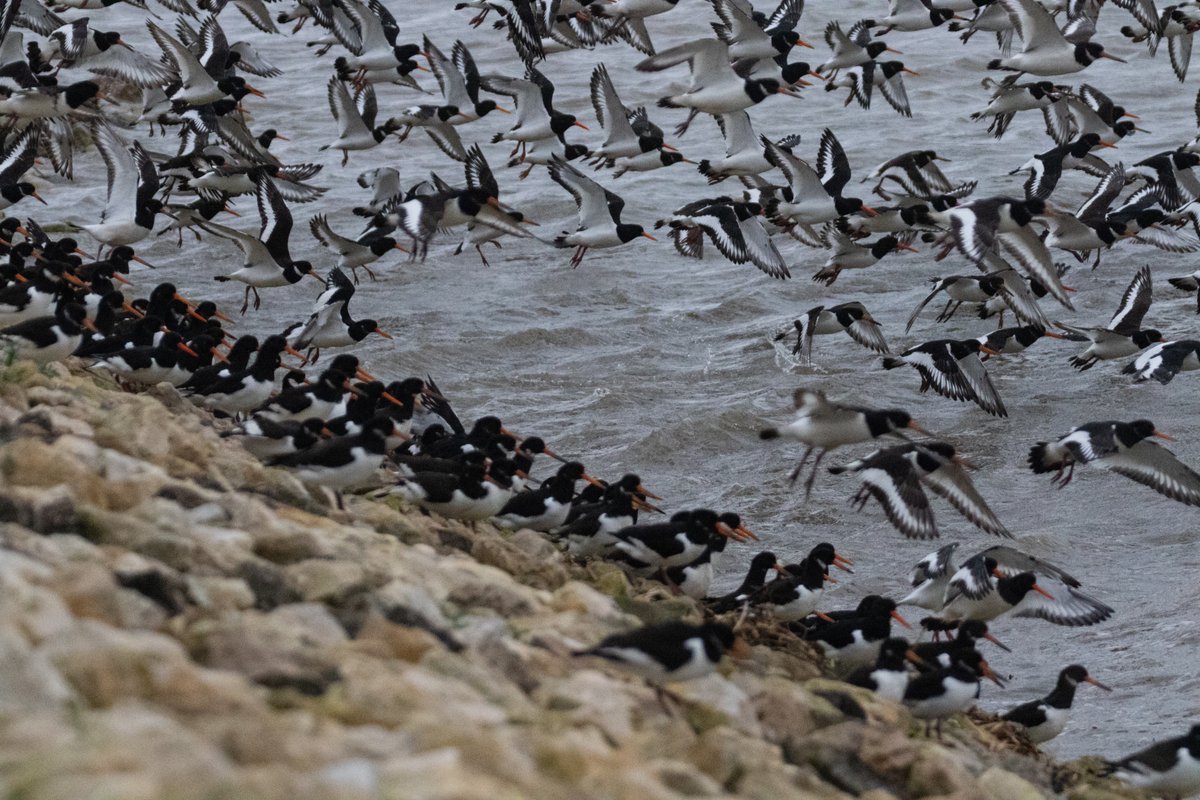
top-left (0, 358), bottom-right (1146, 800)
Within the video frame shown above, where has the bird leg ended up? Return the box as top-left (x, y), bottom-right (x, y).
top-left (788, 445), bottom-right (815, 484)
top-left (341, 149), bottom-right (349, 168)
top-left (519, 162), bottom-right (535, 180)
top-left (476, 245), bottom-right (490, 267)
top-left (804, 450), bottom-right (828, 499)
top-left (252, 286), bottom-right (262, 311)
top-left (240, 286), bottom-right (251, 316)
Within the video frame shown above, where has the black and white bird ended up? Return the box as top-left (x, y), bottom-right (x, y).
top-left (706, 550), bottom-right (784, 611)
top-left (389, 460), bottom-right (515, 521)
top-left (905, 274), bottom-right (1006, 332)
top-left (657, 196), bottom-right (788, 278)
top-left (494, 461), bottom-right (587, 531)
top-left (904, 649), bottom-right (1002, 739)
top-left (759, 388), bottom-right (923, 494)
top-left (987, 0), bottom-right (1125, 75)
top-left (803, 595), bottom-right (911, 670)
top-left (320, 76), bottom-right (397, 166)
top-left (1055, 265), bottom-right (1160, 370)
top-left (696, 111), bottom-right (782, 184)
top-left (882, 338), bottom-right (1008, 417)
top-left (224, 416), bottom-right (328, 461)
top-left (1123, 339), bottom-right (1200, 384)
top-left (847, 637), bottom-right (923, 702)
top-left (47, 18), bottom-right (174, 87)
top-left (829, 441), bottom-right (1011, 539)
top-left (548, 156), bottom-right (656, 266)
top-left (945, 196), bottom-right (1072, 310)
top-left (576, 620), bottom-right (748, 684)
top-left (761, 129), bottom-right (878, 236)
top-left (77, 122), bottom-right (161, 255)
top-left (287, 267), bottom-right (392, 362)
top-left (970, 79), bottom-right (1065, 139)
top-left (1029, 419), bottom-right (1200, 506)
top-left (1103, 724), bottom-right (1200, 798)
top-left (938, 554), bottom-right (1112, 626)
top-left (270, 416), bottom-right (395, 507)
top-left (206, 173), bottom-right (319, 313)
top-left (310, 214), bottom-right (407, 282)
top-left (0, 302), bottom-right (91, 365)
top-left (812, 226), bottom-right (917, 285)
top-left (900, 541), bottom-right (961, 609)
top-left (775, 301), bottom-right (890, 363)
top-left (1001, 664), bottom-right (1111, 744)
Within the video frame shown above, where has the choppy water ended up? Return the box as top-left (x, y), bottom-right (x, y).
top-left (47, 0), bottom-right (1200, 760)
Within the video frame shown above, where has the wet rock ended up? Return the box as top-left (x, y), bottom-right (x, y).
top-left (977, 766), bottom-right (1045, 800)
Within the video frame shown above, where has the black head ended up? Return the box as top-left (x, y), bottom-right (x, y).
top-left (556, 461), bottom-right (586, 481)
top-left (871, 235), bottom-right (901, 257)
top-left (834, 196), bottom-right (868, 215)
top-left (550, 112), bottom-right (580, 136)
top-left (394, 42), bottom-right (421, 61)
top-left (1121, 419), bottom-right (1159, 445)
top-left (1076, 41), bottom-right (1108, 66)
top-left (1061, 664), bottom-right (1090, 686)
top-left (931, 7), bottom-right (954, 24)
top-left (699, 622), bottom-right (737, 656)
top-left (865, 41), bottom-right (890, 59)
top-left (779, 62), bottom-right (811, 86)
top-left (564, 144), bottom-right (590, 161)
top-left (909, 441), bottom-right (957, 472)
top-left (65, 81), bottom-right (101, 108)
top-left (369, 237), bottom-right (401, 256)
top-left (807, 542), bottom-right (836, 567)
top-left (329, 354), bottom-right (361, 375)
top-left (748, 551), bottom-right (780, 573)
top-left (1132, 329), bottom-right (1164, 348)
top-left (745, 78), bottom-right (783, 103)
top-left (616, 223), bottom-right (648, 244)
top-left (866, 408), bottom-right (915, 437)
top-left (519, 436), bottom-right (546, 454)
top-left (879, 60), bottom-right (907, 79)
top-left (258, 334), bottom-right (288, 355)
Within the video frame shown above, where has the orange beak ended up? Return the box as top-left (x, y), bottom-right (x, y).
top-left (890, 610), bottom-right (912, 629)
top-left (1154, 430), bottom-right (1176, 441)
top-left (1032, 583), bottom-right (1055, 600)
top-left (832, 554), bottom-right (854, 573)
top-left (31, 190), bottom-right (46, 205)
top-left (896, 241), bottom-right (919, 253)
top-left (210, 347), bottom-right (230, 363)
top-left (374, 327), bottom-right (394, 339)
top-left (245, 84), bottom-right (267, 98)
top-left (636, 484), bottom-right (663, 500)
top-left (641, 232), bottom-right (656, 241)
top-left (1086, 676), bottom-right (1113, 691)
top-left (177, 342), bottom-right (199, 357)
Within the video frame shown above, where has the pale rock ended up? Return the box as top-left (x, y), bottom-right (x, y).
top-left (0, 627), bottom-right (74, 713)
top-left (284, 559), bottom-right (369, 602)
top-left (976, 767), bottom-right (1047, 800)
top-left (193, 605), bottom-right (344, 695)
top-left (186, 575), bottom-right (256, 611)
top-left (674, 673), bottom-right (761, 737)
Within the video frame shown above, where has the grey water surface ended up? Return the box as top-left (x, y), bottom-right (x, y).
top-left (55, 0), bottom-right (1200, 759)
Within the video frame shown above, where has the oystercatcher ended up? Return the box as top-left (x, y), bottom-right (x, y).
top-left (1104, 724), bottom-right (1200, 797)
top-left (775, 301), bottom-right (890, 363)
top-left (847, 637), bottom-right (923, 701)
top-left (904, 649), bottom-right (1003, 738)
top-left (882, 338), bottom-right (1008, 417)
top-left (0, 301), bottom-right (91, 365)
top-left (547, 156), bottom-right (655, 266)
top-left (1055, 265), bottom-right (1159, 370)
top-left (1002, 664), bottom-right (1111, 744)
top-left (269, 416), bottom-right (396, 508)
top-left (759, 388), bottom-right (924, 495)
top-left (576, 620), bottom-right (748, 685)
top-left (1029, 419), bottom-right (1200, 505)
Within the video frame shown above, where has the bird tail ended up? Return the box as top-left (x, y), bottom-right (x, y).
top-left (1026, 442), bottom-right (1055, 473)
top-left (1168, 276), bottom-right (1198, 291)
top-left (657, 96), bottom-right (682, 109)
top-left (552, 235), bottom-right (570, 248)
top-left (213, 276), bottom-right (231, 283)
top-left (759, 428), bottom-right (779, 440)
top-left (881, 356), bottom-right (906, 370)
top-left (490, 133), bottom-right (504, 144)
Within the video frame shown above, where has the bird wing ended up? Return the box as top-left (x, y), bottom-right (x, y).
top-left (761, 135), bottom-right (827, 198)
top-left (975, 544), bottom-right (1083, 587)
top-left (845, 316), bottom-right (890, 353)
top-left (1012, 582), bottom-right (1115, 626)
top-left (548, 156), bottom-right (613, 230)
top-left (738, 214), bottom-right (790, 278)
top-left (1108, 264), bottom-right (1152, 335)
top-left (910, 542), bottom-right (959, 587)
top-left (905, 281), bottom-right (948, 333)
top-left (590, 63), bottom-right (637, 147)
top-left (854, 451), bottom-right (939, 540)
top-left (327, 76), bottom-right (370, 140)
top-left (146, 19), bottom-right (206, 87)
top-left (718, 110), bottom-right (756, 155)
top-left (464, 143), bottom-right (500, 199)
top-left (1097, 439), bottom-right (1200, 506)
top-left (635, 39), bottom-right (732, 90)
top-left (956, 351), bottom-right (1008, 416)
top-left (993, 267), bottom-right (1052, 328)
top-left (879, 70), bottom-right (912, 118)
top-left (949, 201), bottom-right (1002, 264)
top-left (0, 124), bottom-right (37, 187)
top-left (1076, 161), bottom-right (1126, 221)
top-left (93, 121), bottom-right (137, 222)
top-left (255, 173), bottom-right (294, 261)
top-left (816, 127), bottom-right (852, 195)
top-left (904, 344), bottom-right (977, 402)
top-left (423, 34), bottom-right (472, 109)
top-left (196, 14), bottom-right (229, 79)
top-left (998, 226), bottom-right (1073, 309)
top-left (946, 555), bottom-right (996, 602)
top-left (919, 459), bottom-right (1011, 537)
top-left (998, 0), bottom-right (1068, 52)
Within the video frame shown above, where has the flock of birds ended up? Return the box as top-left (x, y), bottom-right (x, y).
top-left (0, 0), bottom-right (1198, 792)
